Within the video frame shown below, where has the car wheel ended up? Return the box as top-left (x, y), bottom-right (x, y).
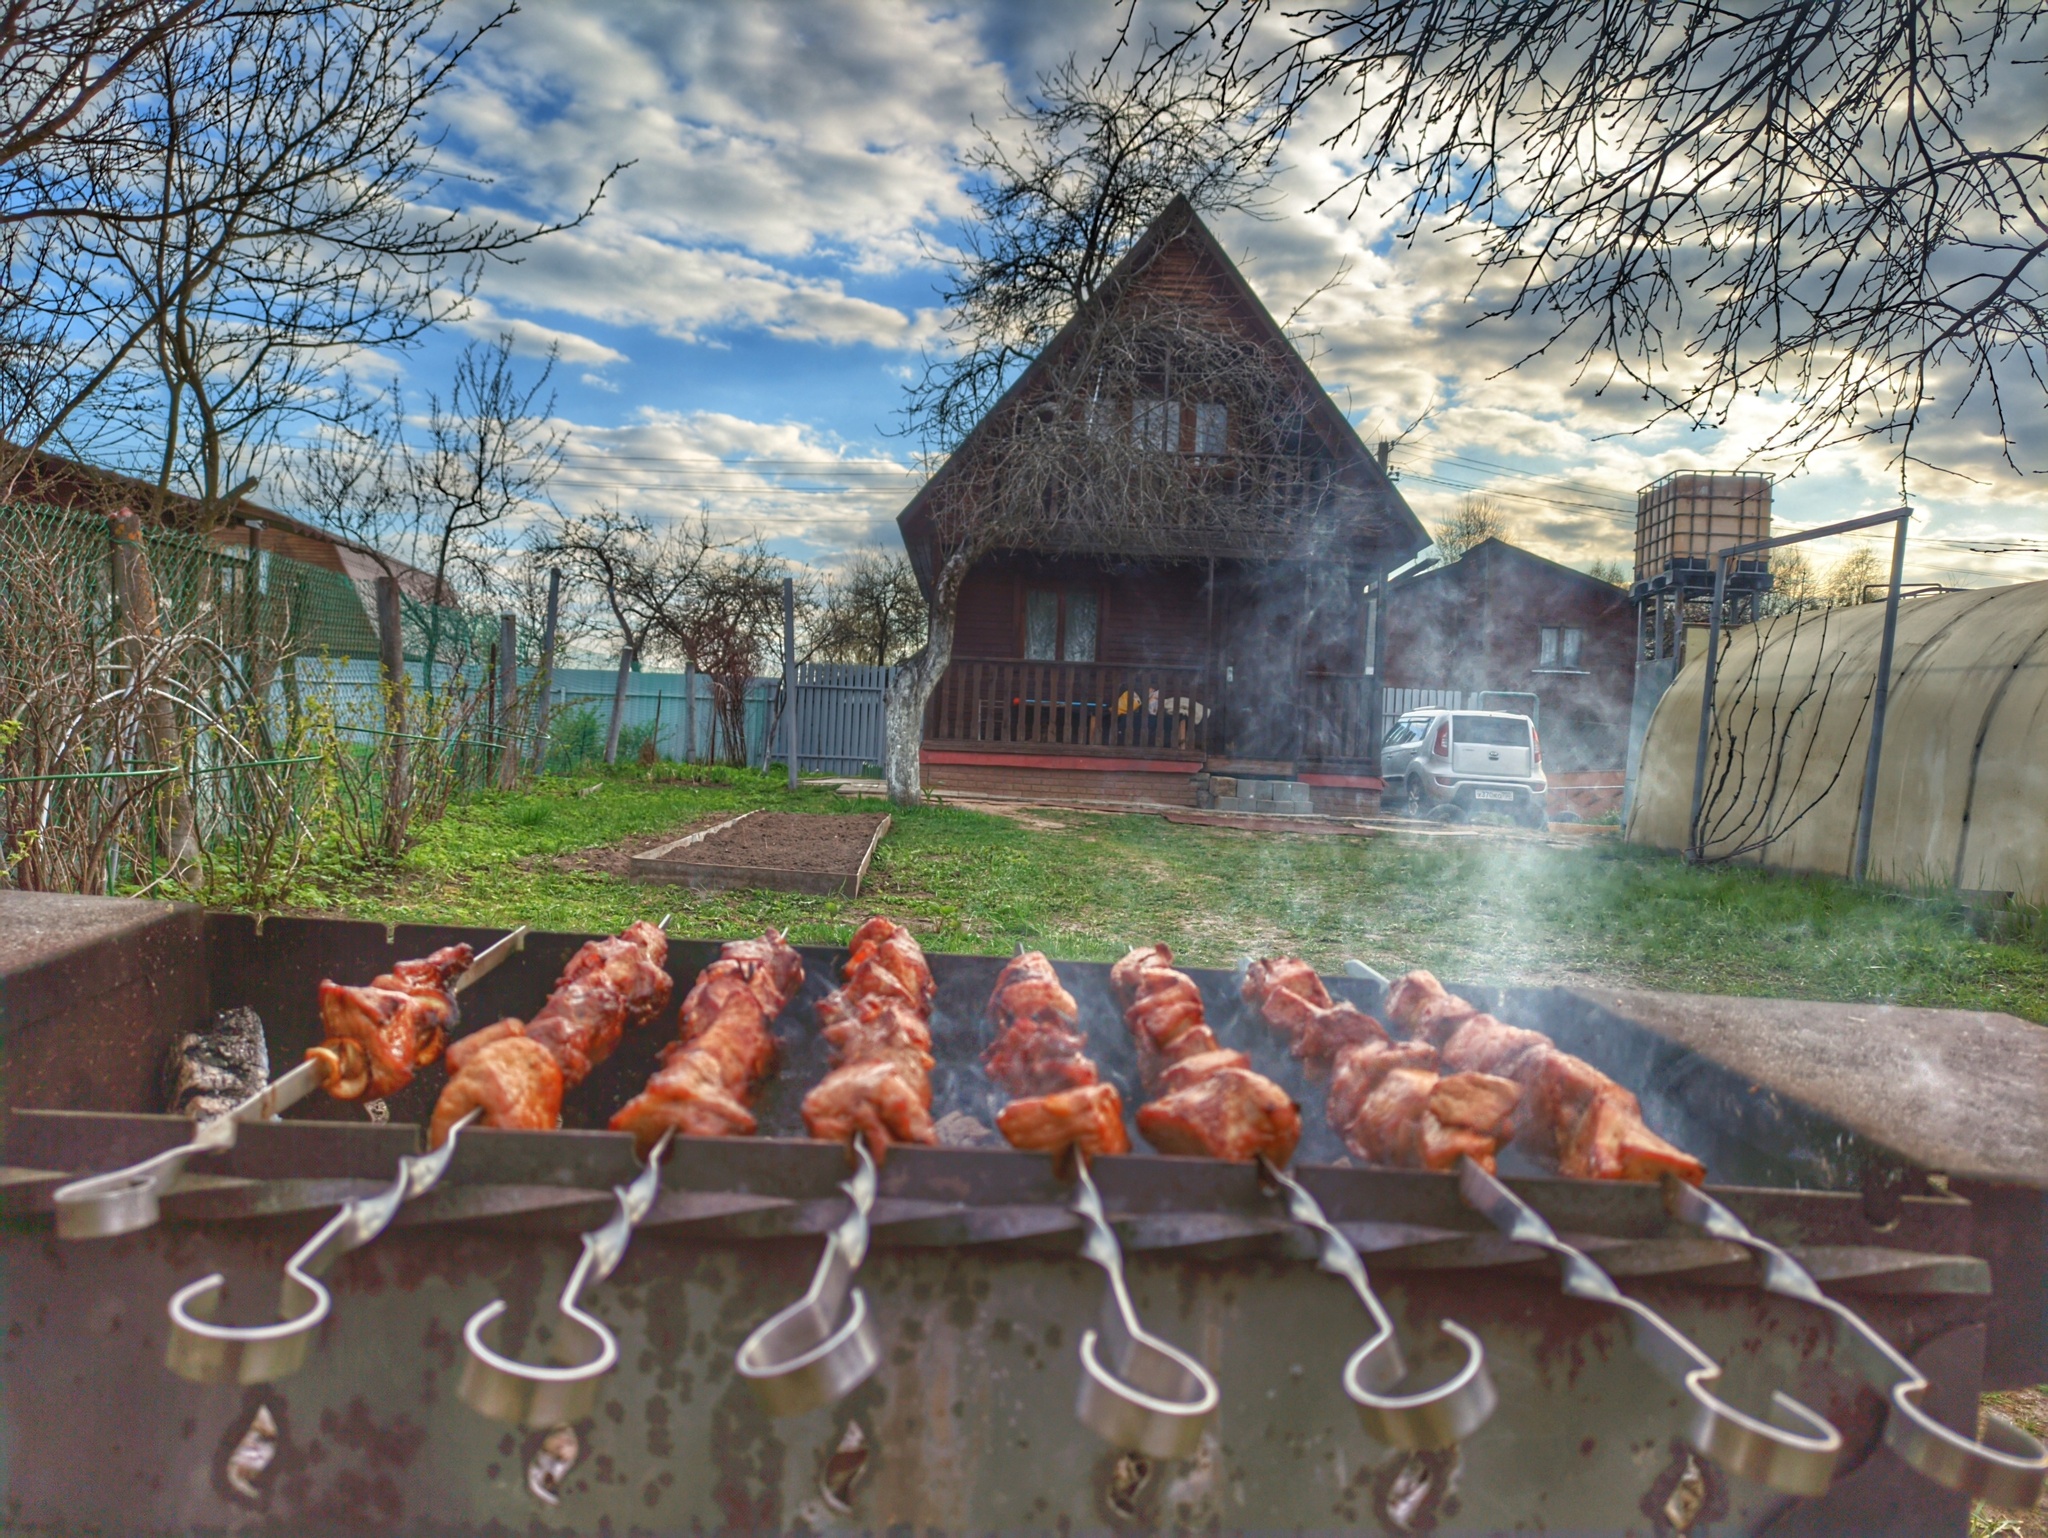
top-left (1403, 774), bottom-right (1426, 818)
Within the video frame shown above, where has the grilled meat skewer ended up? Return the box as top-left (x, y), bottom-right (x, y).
top-left (982, 951), bottom-right (1129, 1159)
top-left (1112, 945), bottom-right (1300, 1165)
top-left (1383, 970), bottom-right (1706, 1185)
top-left (429, 922), bottom-right (673, 1147)
top-left (610, 931), bottom-right (805, 1153)
top-left (1242, 957), bottom-right (1520, 1173)
top-left (309, 943), bottom-right (474, 1100)
top-left (801, 918), bottom-right (938, 1160)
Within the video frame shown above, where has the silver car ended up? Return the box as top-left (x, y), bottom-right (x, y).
top-left (1382, 709), bottom-right (1549, 827)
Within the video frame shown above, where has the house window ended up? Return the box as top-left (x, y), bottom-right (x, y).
top-left (1193, 402), bottom-right (1227, 457)
top-left (1132, 397), bottom-right (1177, 451)
top-left (1539, 626), bottom-right (1584, 669)
top-left (1024, 587), bottom-right (1100, 661)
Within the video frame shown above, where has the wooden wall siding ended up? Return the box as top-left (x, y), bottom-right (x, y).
top-left (951, 553), bottom-right (1210, 667)
top-left (1382, 539), bottom-right (1635, 772)
top-left (926, 659), bottom-right (1208, 756)
top-left (923, 761), bottom-right (1201, 808)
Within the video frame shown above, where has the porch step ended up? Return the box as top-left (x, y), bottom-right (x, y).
top-left (1207, 775), bottom-right (1314, 816)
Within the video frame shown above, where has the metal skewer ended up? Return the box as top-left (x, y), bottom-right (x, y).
top-left (1459, 1157), bottom-right (1842, 1495)
top-left (164, 1109), bottom-right (481, 1384)
top-left (52, 926), bottom-right (527, 1240)
top-left (459, 1130), bottom-right (675, 1427)
top-left (1664, 1176), bottom-right (2048, 1508)
top-left (1259, 1156), bottom-right (1495, 1449)
top-left (1069, 1152), bottom-right (1220, 1458)
top-left (733, 1139), bottom-right (883, 1416)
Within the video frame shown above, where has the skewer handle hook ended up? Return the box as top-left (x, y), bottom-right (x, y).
top-left (459, 1130), bottom-right (675, 1427)
top-left (733, 1139), bottom-right (881, 1416)
top-left (1068, 1153), bottom-right (1219, 1459)
top-left (163, 1110), bottom-right (479, 1385)
top-left (1260, 1157), bottom-right (1496, 1449)
top-left (1460, 1158), bottom-right (1841, 1495)
top-left (1665, 1177), bottom-right (2047, 1509)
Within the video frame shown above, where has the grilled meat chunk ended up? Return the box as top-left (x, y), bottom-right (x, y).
top-left (610, 930), bottom-right (804, 1154)
top-left (1245, 953), bottom-right (1515, 1172)
top-left (1136, 1067), bottom-right (1301, 1165)
top-left (983, 951), bottom-right (1130, 1159)
top-left (429, 1034), bottom-right (562, 1147)
top-left (558, 920), bottom-right (673, 1028)
top-left (997, 1082), bottom-right (1129, 1160)
top-left (431, 923), bottom-right (674, 1146)
top-left (1113, 944), bottom-right (1300, 1165)
top-left (1326, 1039), bottom-right (1520, 1173)
top-left (310, 942), bottom-right (472, 1100)
top-left (801, 919), bottom-right (938, 1160)
top-left (1383, 970), bottom-right (1706, 1184)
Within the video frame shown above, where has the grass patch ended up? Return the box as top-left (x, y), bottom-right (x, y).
top-left (292, 767), bottom-right (2048, 1022)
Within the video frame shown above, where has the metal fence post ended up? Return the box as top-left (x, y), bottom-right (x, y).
top-left (604, 644), bottom-right (632, 765)
top-left (1851, 520), bottom-right (1910, 883)
top-left (1685, 555), bottom-right (1731, 861)
top-left (529, 569), bottom-right (559, 773)
top-left (496, 613), bottom-right (517, 789)
top-left (782, 577), bottom-right (798, 791)
top-left (376, 575), bottom-right (411, 827)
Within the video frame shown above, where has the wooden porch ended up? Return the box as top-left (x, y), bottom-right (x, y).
top-left (924, 657), bottom-right (1382, 772)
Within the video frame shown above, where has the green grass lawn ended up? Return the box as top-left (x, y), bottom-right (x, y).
top-left (305, 765), bottom-right (2048, 1023)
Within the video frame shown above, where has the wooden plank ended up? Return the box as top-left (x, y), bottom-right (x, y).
top-left (631, 811), bottom-right (756, 864)
top-left (849, 813), bottom-right (891, 898)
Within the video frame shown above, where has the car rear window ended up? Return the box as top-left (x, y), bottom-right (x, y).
top-left (1454, 716), bottom-right (1530, 747)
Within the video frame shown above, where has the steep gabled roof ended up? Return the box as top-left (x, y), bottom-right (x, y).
top-left (897, 196), bottom-right (1427, 582)
top-left (1391, 537), bottom-right (1630, 604)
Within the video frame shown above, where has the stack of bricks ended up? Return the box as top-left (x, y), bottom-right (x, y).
top-left (1207, 776), bottom-right (1313, 816)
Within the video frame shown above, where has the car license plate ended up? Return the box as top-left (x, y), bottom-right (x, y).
top-left (1473, 788), bottom-right (1515, 802)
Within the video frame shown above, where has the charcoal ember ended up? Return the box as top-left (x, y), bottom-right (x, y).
top-left (162, 1007), bottom-right (269, 1120)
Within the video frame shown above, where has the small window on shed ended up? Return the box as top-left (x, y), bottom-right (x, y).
top-left (1538, 626), bottom-right (1584, 669)
top-left (1024, 587), bottom-right (1100, 661)
top-left (1193, 402), bottom-right (1227, 457)
top-left (1132, 398), bottom-right (1177, 452)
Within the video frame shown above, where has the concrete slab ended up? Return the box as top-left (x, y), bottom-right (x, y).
top-left (1572, 985), bottom-right (2048, 1189)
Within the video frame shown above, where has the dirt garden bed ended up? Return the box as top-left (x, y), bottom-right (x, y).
top-left (628, 810), bottom-right (891, 896)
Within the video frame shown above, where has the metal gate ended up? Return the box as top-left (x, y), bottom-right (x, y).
top-left (769, 662), bottom-right (895, 775)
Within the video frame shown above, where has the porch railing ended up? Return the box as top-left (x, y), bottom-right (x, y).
top-left (1298, 672), bottom-right (1379, 768)
top-left (926, 658), bottom-right (1210, 755)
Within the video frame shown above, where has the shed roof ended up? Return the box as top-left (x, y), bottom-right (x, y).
top-left (897, 196), bottom-right (1428, 582)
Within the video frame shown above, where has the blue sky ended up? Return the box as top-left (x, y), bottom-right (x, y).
top-left (374, 0), bottom-right (2046, 590)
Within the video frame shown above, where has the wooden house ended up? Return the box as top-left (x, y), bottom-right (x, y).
top-left (1382, 538), bottom-right (1635, 815)
top-left (896, 197), bottom-right (1428, 812)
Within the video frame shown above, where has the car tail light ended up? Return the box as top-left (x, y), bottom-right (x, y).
top-left (1532, 728), bottom-right (1543, 769)
top-left (1433, 721), bottom-right (1450, 756)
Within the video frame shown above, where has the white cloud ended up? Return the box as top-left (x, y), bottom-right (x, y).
top-left (415, 1), bottom-right (2047, 589)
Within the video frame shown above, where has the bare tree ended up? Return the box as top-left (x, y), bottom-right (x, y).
top-left (1432, 493), bottom-right (1511, 562)
top-left (906, 51), bottom-right (1273, 453)
top-left (3, 2), bottom-right (617, 508)
top-left (808, 550), bottom-right (926, 666)
top-left (408, 337), bottom-right (564, 678)
top-left (1823, 546), bottom-right (1885, 607)
top-left (541, 508), bottom-right (724, 763)
top-left (660, 540), bottom-right (786, 765)
top-left (890, 52), bottom-right (1277, 802)
top-left (1585, 557), bottom-right (1629, 587)
top-left (1143, 2), bottom-right (2048, 474)
top-left (1764, 545), bottom-right (1820, 614)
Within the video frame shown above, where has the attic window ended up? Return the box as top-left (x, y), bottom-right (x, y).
top-left (1132, 398), bottom-right (1177, 452)
top-left (1193, 402), bottom-right (1227, 457)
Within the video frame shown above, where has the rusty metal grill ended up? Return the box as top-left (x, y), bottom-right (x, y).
top-left (1, 900), bottom-right (2041, 1535)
